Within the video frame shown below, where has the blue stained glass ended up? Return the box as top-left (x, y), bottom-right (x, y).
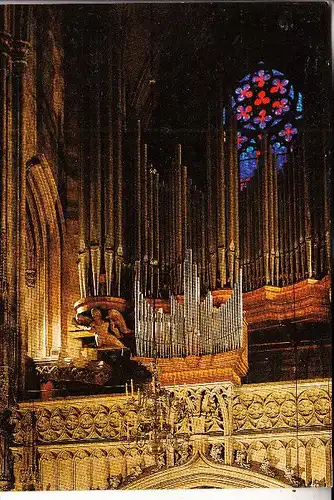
top-left (240, 158), bottom-right (257, 178)
top-left (245, 123), bottom-right (256, 130)
top-left (240, 73), bottom-right (251, 83)
top-left (240, 146), bottom-right (257, 161)
top-left (222, 107), bottom-right (226, 125)
top-left (272, 141), bottom-right (287, 154)
top-left (276, 153), bottom-right (288, 170)
top-left (289, 85), bottom-right (294, 99)
top-left (234, 67), bottom-right (303, 187)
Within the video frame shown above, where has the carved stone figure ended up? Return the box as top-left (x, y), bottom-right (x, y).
top-left (90, 308), bottom-right (126, 349)
top-left (107, 309), bottom-right (132, 335)
top-left (106, 474), bottom-right (122, 489)
top-left (176, 441), bottom-right (191, 465)
top-left (127, 465), bottom-right (142, 481)
top-left (209, 444), bottom-right (224, 463)
top-left (260, 457), bottom-right (275, 477)
top-left (284, 467), bottom-right (299, 487)
top-left (153, 451), bottom-right (166, 471)
top-left (235, 450), bottom-right (250, 468)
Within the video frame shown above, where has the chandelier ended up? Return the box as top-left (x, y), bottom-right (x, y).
top-left (126, 360), bottom-right (191, 463)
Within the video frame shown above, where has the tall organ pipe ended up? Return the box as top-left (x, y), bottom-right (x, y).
top-left (217, 107), bottom-right (227, 287)
top-left (268, 145), bottom-right (275, 285)
top-left (322, 131), bottom-right (330, 272)
top-left (302, 137), bottom-right (312, 278)
top-left (206, 117), bottom-right (214, 288)
top-left (228, 121), bottom-right (235, 285)
top-left (89, 34), bottom-right (102, 246)
top-left (176, 145), bottom-right (183, 292)
top-left (115, 45), bottom-right (124, 297)
top-left (273, 154), bottom-right (279, 286)
top-left (135, 120), bottom-right (142, 260)
top-left (104, 33), bottom-right (115, 295)
top-left (233, 117), bottom-right (240, 282)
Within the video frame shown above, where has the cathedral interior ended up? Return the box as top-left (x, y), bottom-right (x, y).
top-left (0, 2), bottom-right (332, 491)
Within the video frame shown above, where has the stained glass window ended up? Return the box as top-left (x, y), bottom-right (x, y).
top-left (232, 66), bottom-right (303, 188)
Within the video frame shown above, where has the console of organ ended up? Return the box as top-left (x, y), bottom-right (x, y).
top-left (134, 249), bottom-right (243, 358)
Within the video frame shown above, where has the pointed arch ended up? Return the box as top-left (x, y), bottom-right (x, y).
top-left (26, 154), bottom-right (65, 359)
top-left (121, 451), bottom-right (289, 489)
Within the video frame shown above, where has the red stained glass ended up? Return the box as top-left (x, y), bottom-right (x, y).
top-left (254, 91), bottom-right (270, 106)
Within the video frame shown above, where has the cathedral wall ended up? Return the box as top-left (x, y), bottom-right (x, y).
top-left (10, 378), bottom-right (332, 490)
top-left (35, 6), bottom-right (64, 187)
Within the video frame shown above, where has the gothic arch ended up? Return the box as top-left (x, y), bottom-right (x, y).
top-left (26, 154), bottom-right (64, 359)
top-left (122, 451), bottom-right (289, 490)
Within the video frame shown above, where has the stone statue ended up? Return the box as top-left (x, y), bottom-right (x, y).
top-left (72, 307), bottom-right (132, 350)
top-left (235, 450), bottom-right (250, 468)
top-left (107, 309), bottom-right (132, 335)
top-left (90, 308), bottom-right (126, 349)
top-left (284, 467), bottom-right (299, 487)
top-left (127, 465), bottom-right (142, 481)
top-left (260, 457), bottom-right (275, 477)
top-left (106, 474), bottom-right (122, 489)
top-left (153, 452), bottom-right (166, 471)
top-left (176, 441), bottom-right (191, 465)
top-left (209, 444), bottom-right (224, 463)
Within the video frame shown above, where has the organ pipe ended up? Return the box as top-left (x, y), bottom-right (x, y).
top-left (283, 164), bottom-right (290, 284)
top-left (268, 145), bottom-right (275, 285)
top-left (104, 32), bottom-right (115, 254)
top-left (116, 46), bottom-right (124, 270)
top-left (206, 118), bottom-right (213, 277)
top-left (263, 136), bottom-right (270, 284)
top-left (233, 117), bottom-right (240, 282)
top-left (176, 145), bottom-right (183, 292)
top-left (273, 154), bottom-right (279, 286)
top-left (322, 132), bottom-right (330, 271)
top-left (136, 120), bottom-right (142, 260)
top-left (135, 249), bottom-right (244, 358)
top-left (182, 165), bottom-right (188, 254)
top-left (227, 121), bottom-right (235, 285)
top-left (154, 170), bottom-right (160, 292)
top-left (217, 107), bottom-right (227, 287)
top-left (148, 165), bottom-right (154, 293)
top-left (89, 35), bottom-right (102, 245)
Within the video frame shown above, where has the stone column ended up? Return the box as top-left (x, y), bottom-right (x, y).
top-left (11, 38), bottom-right (30, 394)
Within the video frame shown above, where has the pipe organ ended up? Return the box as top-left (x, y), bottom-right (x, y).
top-left (77, 15), bottom-right (125, 300)
top-left (76, 63), bottom-right (330, 301)
top-left (239, 132), bottom-right (330, 291)
top-left (134, 249), bottom-right (243, 358)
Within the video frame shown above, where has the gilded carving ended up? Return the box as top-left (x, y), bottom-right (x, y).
top-left (9, 380), bottom-right (332, 490)
top-left (232, 385), bottom-right (331, 431)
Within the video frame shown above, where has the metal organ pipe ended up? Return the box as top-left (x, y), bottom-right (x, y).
top-left (134, 250), bottom-right (243, 358)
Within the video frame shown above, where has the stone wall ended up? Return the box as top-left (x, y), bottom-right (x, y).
top-left (10, 378), bottom-right (332, 490)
